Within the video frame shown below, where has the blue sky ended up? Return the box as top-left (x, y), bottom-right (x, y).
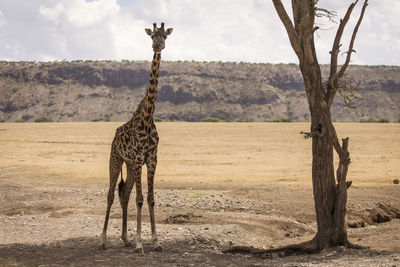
top-left (0, 0), bottom-right (399, 65)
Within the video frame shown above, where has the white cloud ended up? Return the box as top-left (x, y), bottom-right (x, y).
top-left (39, 3), bottom-right (64, 21)
top-left (39, 0), bottom-right (121, 27)
top-left (0, 0), bottom-right (399, 65)
top-left (126, 0), bottom-right (297, 63)
top-left (0, 10), bottom-right (5, 28)
top-left (63, 0), bottom-right (120, 28)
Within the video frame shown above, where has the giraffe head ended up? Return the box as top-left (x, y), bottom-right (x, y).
top-left (145, 22), bottom-right (173, 52)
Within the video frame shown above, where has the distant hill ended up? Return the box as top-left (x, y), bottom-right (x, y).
top-left (0, 60), bottom-right (399, 122)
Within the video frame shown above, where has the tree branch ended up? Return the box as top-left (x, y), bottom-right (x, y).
top-left (326, 0), bottom-right (358, 106)
top-left (302, 1), bottom-right (317, 67)
top-left (337, 0), bottom-right (368, 79)
top-left (321, 99), bottom-right (353, 246)
top-left (316, 7), bottom-right (337, 22)
top-left (272, 0), bottom-right (303, 58)
top-left (333, 137), bottom-right (351, 244)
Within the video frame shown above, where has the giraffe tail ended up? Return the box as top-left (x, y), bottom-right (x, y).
top-left (118, 167), bottom-right (125, 204)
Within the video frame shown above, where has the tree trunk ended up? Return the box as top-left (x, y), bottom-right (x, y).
top-left (311, 122), bottom-right (336, 249)
top-left (225, 0), bottom-right (367, 254)
top-left (303, 76), bottom-right (336, 249)
top-left (304, 79), bottom-right (353, 250)
top-left (271, 0), bottom-right (367, 251)
top-left (302, 93), bottom-right (353, 251)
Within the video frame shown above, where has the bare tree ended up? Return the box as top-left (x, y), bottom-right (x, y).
top-left (271, 0), bottom-right (368, 251)
top-left (224, 0), bottom-right (368, 255)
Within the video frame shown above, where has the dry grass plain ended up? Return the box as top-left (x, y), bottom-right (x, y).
top-left (0, 122), bottom-right (399, 266)
top-left (0, 122), bottom-right (399, 188)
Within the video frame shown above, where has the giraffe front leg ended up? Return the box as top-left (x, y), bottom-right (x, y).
top-left (147, 157), bottom-right (162, 252)
top-left (135, 167), bottom-right (144, 254)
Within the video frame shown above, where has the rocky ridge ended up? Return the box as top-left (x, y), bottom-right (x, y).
top-left (0, 60), bottom-right (399, 122)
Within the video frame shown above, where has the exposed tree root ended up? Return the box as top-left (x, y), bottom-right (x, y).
top-left (223, 239), bottom-right (318, 258)
top-left (344, 241), bottom-right (367, 250)
top-left (222, 238), bottom-right (366, 258)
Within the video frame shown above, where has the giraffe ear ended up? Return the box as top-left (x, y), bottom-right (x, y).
top-left (165, 28), bottom-right (173, 36)
top-left (145, 28), bottom-right (153, 36)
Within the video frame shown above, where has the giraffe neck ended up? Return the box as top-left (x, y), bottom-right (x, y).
top-left (140, 51), bottom-right (161, 122)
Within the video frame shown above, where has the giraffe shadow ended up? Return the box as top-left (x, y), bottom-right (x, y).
top-left (0, 236), bottom-right (391, 266)
top-left (0, 236), bottom-right (248, 266)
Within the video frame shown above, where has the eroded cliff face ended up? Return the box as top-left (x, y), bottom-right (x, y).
top-left (0, 60), bottom-right (399, 122)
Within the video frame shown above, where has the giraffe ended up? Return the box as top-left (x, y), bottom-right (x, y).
top-left (100, 22), bottom-right (173, 253)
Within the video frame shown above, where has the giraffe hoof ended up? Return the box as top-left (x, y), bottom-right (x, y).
top-left (134, 246), bottom-right (144, 254)
top-left (124, 241), bottom-right (133, 248)
top-left (153, 245), bottom-right (163, 252)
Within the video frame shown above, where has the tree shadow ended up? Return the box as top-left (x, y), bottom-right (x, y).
top-left (0, 236), bottom-right (259, 266)
top-left (0, 235), bottom-right (394, 266)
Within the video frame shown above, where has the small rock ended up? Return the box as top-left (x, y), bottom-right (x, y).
top-left (393, 179), bottom-right (399, 184)
top-left (326, 251), bottom-right (337, 257)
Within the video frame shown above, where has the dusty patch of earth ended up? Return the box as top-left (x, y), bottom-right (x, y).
top-left (0, 169), bottom-right (399, 266)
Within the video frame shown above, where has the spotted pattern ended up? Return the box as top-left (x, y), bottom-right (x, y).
top-left (101, 23), bottom-right (171, 252)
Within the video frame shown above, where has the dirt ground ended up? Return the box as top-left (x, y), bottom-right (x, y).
top-left (0, 122), bottom-right (399, 266)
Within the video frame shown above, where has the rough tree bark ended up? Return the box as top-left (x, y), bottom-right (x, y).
top-left (271, 0), bottom-right (368, 251)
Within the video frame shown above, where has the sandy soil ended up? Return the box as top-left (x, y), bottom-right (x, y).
top-left (0, 122), bottom-right (399, 266)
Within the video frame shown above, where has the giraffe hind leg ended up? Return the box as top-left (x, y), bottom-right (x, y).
top-left (118, 166), bottom-right (125, 206)
top-left (120, 163), bottom-right (138, 248)
top-left (100, 150), bottom-right (123, 249)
